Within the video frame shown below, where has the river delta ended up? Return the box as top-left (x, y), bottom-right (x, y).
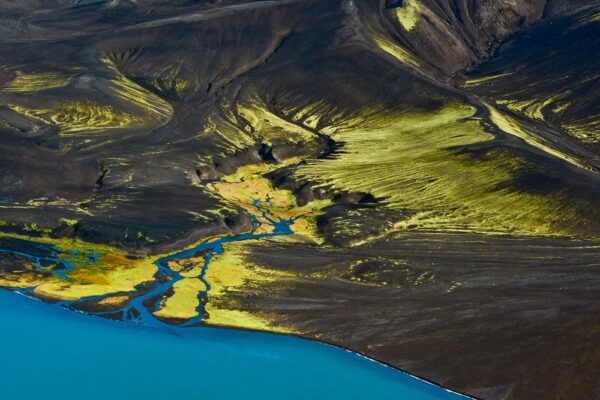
top-left (1, 1), bottom-right (599, 399)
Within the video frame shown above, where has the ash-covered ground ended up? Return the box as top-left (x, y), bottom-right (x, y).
top-left (0, 1), bottom-right (599, 399)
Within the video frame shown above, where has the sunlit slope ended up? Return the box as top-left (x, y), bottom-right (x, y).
top-left (297, 103), bottom-right (600, 238)
top-left (0, 0), bottom-right (598, 250)
top-left (1, 60), bottom-right (172, 136)
top-left (2, 71), bottom-right (73, 93)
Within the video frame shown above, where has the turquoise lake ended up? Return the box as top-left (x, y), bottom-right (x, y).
top-left (0, 289), bottom-right (470, 400)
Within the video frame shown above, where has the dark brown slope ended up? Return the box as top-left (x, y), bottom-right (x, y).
top-left (359, 0), bottom-right (548, 77)
top-left (236, 233), bottom-right (600, 400)
top-left (0, 1), bottom-right (599, 399)
top-left (1, 0), bottom-right (597, 251)
top-left (0, 0), bottom-right (340, 251)
top-left (463, 5), bottom-right (600, 156)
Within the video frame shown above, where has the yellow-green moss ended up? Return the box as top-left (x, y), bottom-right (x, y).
top-left (209, 162), bottom-right (330, 243)
top-left (202, 242), bottom-right (295, 333)
top-left (371, 33), bottom-right (419, 68)
top-left (22, 223), bottom-right (52, 235)
top-left (463, 73), bottom-right (513, 87)
top-left (0, 232), bottom-right (157, 300)
top-left (101, 56), bottom-right (173, 121)
top-left (51, 99), bottom-right (146, 134)
top-left (2, 71), bottom-right (72, 93)
top-left (485, 102), bottom-right (594, 171)
top-left (496, 94), bottom-right (566, 122)
top-left (237, 102), bottom-right (316, 146)
top-left (297, 102), bottom-right (592, 238)
top-left (563, 116), bottom-right (600, 144)
top-left (153, 278), bottom-right (205, 320)
top-left (395, 0), bottom-right (422, 32)
top-left (8, 99), bottom-right (146, 135)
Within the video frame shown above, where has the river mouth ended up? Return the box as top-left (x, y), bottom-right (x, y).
top-left (0, 154), bottom-right (479, 399)
top-left (0, 289), bottom-right (470, 400)
top-left (0, 196), bottom-right (298, 328)
top-left (0, 194), bottom-right (471, 400)
top-left (0, 196), bottom-right (471, 399)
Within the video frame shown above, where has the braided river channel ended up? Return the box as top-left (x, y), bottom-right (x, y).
top-left (0, 200), bottom-right (471, 400)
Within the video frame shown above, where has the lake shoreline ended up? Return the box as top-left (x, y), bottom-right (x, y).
top-left (2, 286), bottom-right (475, 400)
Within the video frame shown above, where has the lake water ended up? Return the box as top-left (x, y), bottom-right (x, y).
top-left (0, 290), bottom-right (470, 400)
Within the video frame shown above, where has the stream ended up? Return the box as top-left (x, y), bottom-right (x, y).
top-left (0, 199), bottom-right (472, 400)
